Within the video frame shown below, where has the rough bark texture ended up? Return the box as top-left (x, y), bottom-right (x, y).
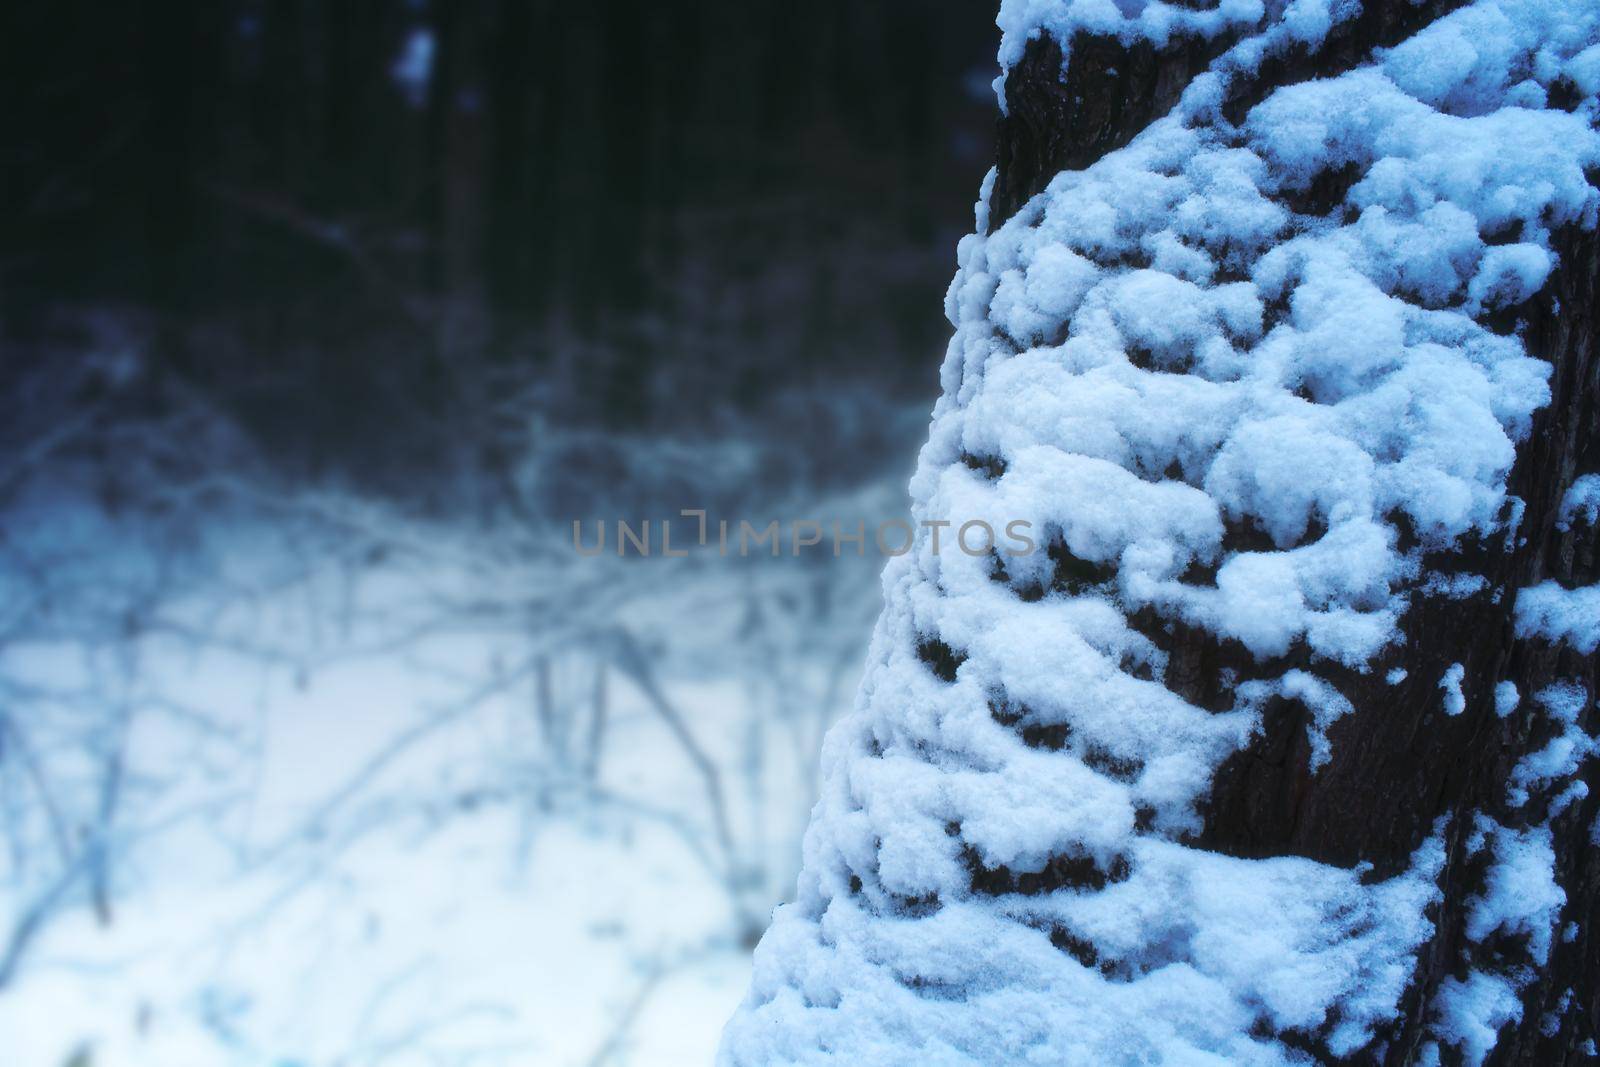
top-left (993, 11), bottom-right (1600, 1065)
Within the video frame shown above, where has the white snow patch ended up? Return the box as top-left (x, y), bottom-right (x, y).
top-left (1465, 820), bottom-right (1564, 965)
top-left (1507, 683), bottom-right (1597, 809)
top-left (1515, 581), bottom-right (1600, 654)
top-left (1238, 669), bottom-right (1352, 770)
top-left (1421, 572), bottom-right (1489, 599)
top-left (1432, 970), bottom-right (1525, 1067)
top-left (1431, 813), bottom-right (1567, 1066)
top-left (1494, 680), bottom-right (1520, 718)
top-left (1558, 473), bottom-right (1600, 531)
top-left (1440, 663), bottom-right (1467, 717)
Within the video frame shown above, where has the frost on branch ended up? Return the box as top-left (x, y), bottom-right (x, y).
top-left (722, 2), bottom-right (1600, 1064)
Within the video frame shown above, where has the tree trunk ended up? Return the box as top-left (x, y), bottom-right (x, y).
top-left (994, 10), bottom-right (1600, 1066)
top-left (723, 4), bottom-right (1600, 1064)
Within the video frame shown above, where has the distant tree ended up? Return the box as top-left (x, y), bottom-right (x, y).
top-left (723, 3), bottom-right (1600, 1064)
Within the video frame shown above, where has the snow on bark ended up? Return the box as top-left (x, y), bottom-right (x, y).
top-left (1516, 581), bottom-right (1600, 654)
top-left (721, 2), bottom-right (1600, 1064)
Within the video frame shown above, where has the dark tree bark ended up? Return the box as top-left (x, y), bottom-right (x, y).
top-left (992, 10), bottom-right (1599, 1065)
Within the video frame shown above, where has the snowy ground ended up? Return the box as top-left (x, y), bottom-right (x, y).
top-left (6, 670), bottom-right (746, 1066)
top-left (0, 480), bottom-right (898, 1066)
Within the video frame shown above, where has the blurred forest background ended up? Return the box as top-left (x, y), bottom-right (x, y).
top-left (0, 2), bottom-right (997, 1065)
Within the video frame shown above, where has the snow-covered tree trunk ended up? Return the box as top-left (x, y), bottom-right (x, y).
top-left (721, 3), bottom-right (1600, 1065)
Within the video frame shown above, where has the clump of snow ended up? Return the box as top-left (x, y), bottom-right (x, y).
top-left (1507, 683), bottom-right (1597, 809)
top-left (726, 1), bottom-right (1600, 1063)
top-left (1440, 664), bottom-right (1468, 717)
top-left (1466, 820), bottom-right (1565, 965)
top-left (1431, 970), bottom-right (1526, 1067)
top-left (1428, 814), bottom-right (1566, 1067)
top-left (1570, 44), bottom-right (1600, 95)
top-left (1558, 473), bottom-right (1600, 531)
top-left (1422, 572), bottom-right (1489, 599)
top-left (1238, 669), bottom-right (1351, 769)
top-left (1494, 680), bottom-right (1520, 718)
top-left (1515, 580), bottom-right (1600, 654)
top-left (390, 27), bottom-right (435, 108)
top-left (1429, 758), bottom-right (1578, 1066)
top-left (1539, 988), bottom-right (1574, 1036)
